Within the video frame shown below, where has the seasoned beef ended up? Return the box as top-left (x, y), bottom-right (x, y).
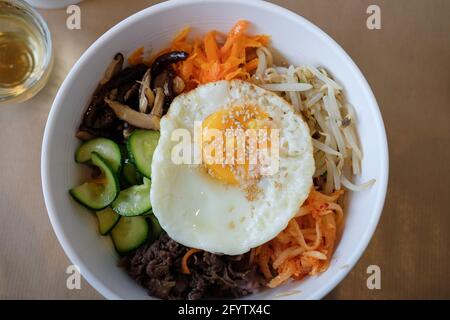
top-left (121, 234), bottom-right (263, 300)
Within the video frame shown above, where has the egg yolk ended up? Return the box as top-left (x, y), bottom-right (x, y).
top-left (202, 105), bottom-right (273, 185)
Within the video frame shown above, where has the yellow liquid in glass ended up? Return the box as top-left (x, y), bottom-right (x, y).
top-left (0, 11), bottom-right (45, 100)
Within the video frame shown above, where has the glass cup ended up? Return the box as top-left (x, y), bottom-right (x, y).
top-left (24, 1), bottom-right (84, 9)
top-left (0, 0), bottom-right (53, 105)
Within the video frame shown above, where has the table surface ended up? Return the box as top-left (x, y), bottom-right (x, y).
top-left (1, 0), bottom-right (449, 299)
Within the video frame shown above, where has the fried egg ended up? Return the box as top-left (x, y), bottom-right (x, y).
top-left (150, 80), bottom-right (314, 255)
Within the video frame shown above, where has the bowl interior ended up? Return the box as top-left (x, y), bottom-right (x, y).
top-left (42, 0), bottom-right (388, 300)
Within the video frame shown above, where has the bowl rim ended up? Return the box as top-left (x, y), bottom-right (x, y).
top-left (41, 0), bottom-right (389, 300)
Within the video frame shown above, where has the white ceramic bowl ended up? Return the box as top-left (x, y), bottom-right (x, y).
top-left (41, 0), bottom-right (388, 300)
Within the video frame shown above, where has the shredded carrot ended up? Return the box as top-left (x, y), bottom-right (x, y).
top-left (244, 58), bottom-right (259, 72)
top-left (158, 20), bottom-right (270, 90)
top-left (128, 47), bottom-right (144, 65)
top-left (253, 189), bottom-right (344, 288)
top-left (181, 248), bottom-right (201, 275)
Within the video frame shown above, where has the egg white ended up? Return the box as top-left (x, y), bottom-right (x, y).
top-left (150, 80), bottom-right (314, 255)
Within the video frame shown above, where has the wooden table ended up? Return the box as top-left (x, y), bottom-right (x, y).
top-left (1, 0), bottom-right (449, 299)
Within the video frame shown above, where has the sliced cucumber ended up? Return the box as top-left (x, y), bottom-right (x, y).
top-left (111, 178), bottom-right (151, 216)
top-left (141, 210), bottom-right (154, 217)
top-left (148, 214), bottom-right (163, 242)
top-left (70, 152), bottom-right (120, 210)
top-left (121, 160), bottom-right (143, 186)
top-left (111, 216), bottom-right (149, 253)
top-left (119, 144), bottom-right (129, 161)
top-left (127, 130), bottom-right (160, 178)
top-left (96, 207), bottom-right (120, 235)
top-left (75, 138), bottom-right (122, 172)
